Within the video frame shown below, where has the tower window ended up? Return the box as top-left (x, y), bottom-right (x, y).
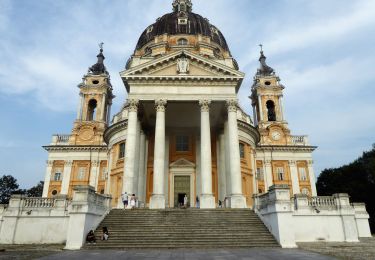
top-left (53, 169), bottom-right (62, 181)
top-left (276, 167), bottom-right (285, 181)
top-left (176, 135), bottom-right (189, 151)
top-left (92, 80), bottom-right (99, 85)
top-left (87, 99), bottom-right (97, 121)
top-left (299, 167), bottom-right (307, 181)
top-left (177, 38), bottom-right (188, 45)
top-left (266, 100), bottom-right (276, 121)
top-left (239, 143), bottom-right (245, 158)
top-left (119, 143), bottom-right (125, 159)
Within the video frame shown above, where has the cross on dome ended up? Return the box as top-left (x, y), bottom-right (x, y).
top-left (257, 44), bottom-right (275, 76)
top-left (172, 0), bottom-right (193, 13)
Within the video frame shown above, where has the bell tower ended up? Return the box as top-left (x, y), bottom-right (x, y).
top-left (251, 47), bottom-right (290, 145)
top-left (70, 44), bottom-right (114, 145)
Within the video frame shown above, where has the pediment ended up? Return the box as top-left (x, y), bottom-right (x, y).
top-left (121, 50), bottom-right (244, 80)
top-left (169, 158), bottom-right (195, 168)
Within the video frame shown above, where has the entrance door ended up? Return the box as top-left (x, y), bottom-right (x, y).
top-left (174, 176), bottom-right (190, 208)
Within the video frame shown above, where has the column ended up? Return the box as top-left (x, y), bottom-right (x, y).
top-left (289, 160), bottom-right (300, 195)
top-left (89, 160), bottom-right (100, 190)
top-left (105, 150), bottom-right (113, 194)
top-left (224, 121), bottom-right (231, 199)
top-left (150, 99), bottom-right (167, 209)
top-left (218, 133), bottom-right (226, 201)
top-left (42, 160), bottom-right (54, 197)
top-left (76, 93), bottom-right (84, 120)
top-left (308, 160), bottom-right (318, 196)
top-left (123, 99), bottom-right (139, 195)
top-left (137, 131), bottom-right (147, 204)
top-left (258, 95), bottom-right (263, 121)
top-left (100, 94), bottom-right (107, 121)
top-left (61, 160), bottom-right (73, 195)
top-left (264, 159), bottom-right (273, 191)
top-left (133, 121), bottom-right (141, 197)
top-left (226, 99), bottom-right (246, 208)
top-left (278, 95), bottom-right (284, 121)
top-left (106, 101), bottom-right (112, 124)
top-left (199, 100), bottom-right (215, 209)
top-left (252, 104), bottom-right (258, 126)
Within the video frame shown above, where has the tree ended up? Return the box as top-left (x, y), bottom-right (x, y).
top-left (26, 181), bottom-right (44, 197)
top-left (0, 175), bottom-right (20, 204)
top-left (317, 146), bottom-right (375, 233)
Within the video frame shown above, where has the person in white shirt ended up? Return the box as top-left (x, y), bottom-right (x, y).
top-left (183, 194), bottom-right (188, 209)
top-left (121, 192), bottom-right (128, 209)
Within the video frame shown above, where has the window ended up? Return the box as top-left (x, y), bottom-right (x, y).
top-left (101, 167), bottom-right (107, 180)
top-left (266, 100), bottom-right (276, 121)
top-left (301, 188), bottom-right (310, 195)
top-left (119, 143), bottom-right (125, 159)
top-left (239, 143), bottom-right (245, 158)
top-left (77, 167), bottom-right (86, 180)
top-left (53, 168), bottom-right (62, 181)
top-left (256, 167), bottom-right (264, 181)
top-left (51, 190), bottom-right (58, 196)
top-left (177, 38), bottom-right (188, 46)
top-left (87, 99), bottom-right (97, 121)
top-left (176, 136), bottom-right (189, 152)
top-left (276, 167), bottom-right (285, 181)
top-left (299, 167), bottom-right (307, 181)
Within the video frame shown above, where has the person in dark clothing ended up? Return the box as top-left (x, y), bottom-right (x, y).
top-left (102, 226), bottom-right (109, 241)
top-left (86, 230), bottom-right (96, 244)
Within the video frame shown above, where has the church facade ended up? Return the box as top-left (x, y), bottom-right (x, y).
top-left (42, 0), bottom-right (317, 209)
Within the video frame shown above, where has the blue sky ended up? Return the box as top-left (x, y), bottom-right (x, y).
top-left (0, 0), bottom-right (374, 189)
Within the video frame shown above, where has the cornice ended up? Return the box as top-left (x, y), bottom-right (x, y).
top-left (43, 145), bottom-right (108, 152)
top-left (238, 120), bottom-right (260, 144)
top-left (256, 145), bottom-right (317, 152)
top-left (104, 120), bottom-right (128, 144)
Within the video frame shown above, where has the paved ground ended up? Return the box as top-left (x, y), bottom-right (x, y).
top-left (1, 238), bottom-right (374, 260)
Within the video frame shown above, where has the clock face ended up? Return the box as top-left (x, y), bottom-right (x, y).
top-left (271, 131), bottom-right (281, 141)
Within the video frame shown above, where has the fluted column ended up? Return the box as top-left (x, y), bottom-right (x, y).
top-left (150, 99), bottom-right (167, 209)
top-left (289, 160), bottom-right (300, 195)
top-left (123, 99), bottom-right (139, 196)
top-left (133, 121), bottom-right (141, 196)
top-left (138, 131), bottom-right (147, 204)
top-left (224, 121), bottom-right (231, 199)
top-left (308, 160), bottom-right (318, 196)
top-left (226, 99), bottom-right (246, 208)
top-left (199, 99), bottom-right (215, 209)
top-left (218, 133), bottom-right (226, 202)
top-left (42, 160), bottom-right (54, 197)
top-left (105, 150), bottom-right (113, 194)
top-left (61, 160), bottom-right (73, 195)
top-left (264, 159), bottom-right (273, 191)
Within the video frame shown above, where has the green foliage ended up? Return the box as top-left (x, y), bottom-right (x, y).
top-left (26, 181), bottom-right (44, 197)
top-left (317, 146), bottom-right (375, 233)
top-left (0, 175), bottom-right (20, 204)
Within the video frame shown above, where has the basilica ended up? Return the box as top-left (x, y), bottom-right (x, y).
top-left (42, 0), bottom-right (317, 209)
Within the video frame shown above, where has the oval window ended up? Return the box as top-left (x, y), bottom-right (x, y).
top-left (52, 190), bottom-right (58, 196)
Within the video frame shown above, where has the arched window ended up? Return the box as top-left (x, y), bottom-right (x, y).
top-left (266, 100), bottom-right (276, 121)
top-left (177, 38), bottom-right (188, 46)
top-left (87, 99), bottom-right (97, 121)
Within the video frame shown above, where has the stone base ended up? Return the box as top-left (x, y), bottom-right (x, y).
top-left (149, 194), bottom-right (165, 209)
top-left (200, 194), bottom-right (216, 209)
top-left (229, 194), bottom-right (247, 208)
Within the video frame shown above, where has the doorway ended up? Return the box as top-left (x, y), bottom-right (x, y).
top-left (174, 176), bottom-right (190, 208)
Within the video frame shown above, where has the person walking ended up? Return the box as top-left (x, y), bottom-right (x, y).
top-left (130, 194), bottom-right (136, 210)
top-left (196, 196), bottom-right (200, 208)
top-left (121, 192), bottom-right (128, 210)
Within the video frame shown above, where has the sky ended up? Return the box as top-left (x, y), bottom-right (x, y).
top-left (0, 0), bottom-right (374, 189)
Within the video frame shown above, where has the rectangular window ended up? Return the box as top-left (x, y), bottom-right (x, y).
top-left (276, 167), bottom-right (285, 181)
top-left (299, 167), bottom-right (307, 181)
top-left (239, 143), bottom-right (245, 158)
top-left (176, 136), bottom-right (189, 152)
top-left (101, 167), bottom-right (107, 180)
top-left (119, 143), bottom-right (125, 159)
top-left (53, 168), bottom-right (62, 181)
top-left (256, 167), bottom-right (264, 181)
top-left (77, 167), bottom-right (86, 180)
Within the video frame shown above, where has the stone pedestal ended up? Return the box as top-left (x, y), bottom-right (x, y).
top-left (200, 194), bottom-right (216, 209)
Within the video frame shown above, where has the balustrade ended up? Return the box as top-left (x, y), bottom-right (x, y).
top-left (308, 196), bottom-right (336, 207)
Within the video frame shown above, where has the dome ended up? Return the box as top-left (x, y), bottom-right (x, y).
top-left (135, 2), bottom-right (230, 52)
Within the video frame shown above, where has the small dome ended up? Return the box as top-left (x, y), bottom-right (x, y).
top-left (135, 11), bottom-right (230, 52)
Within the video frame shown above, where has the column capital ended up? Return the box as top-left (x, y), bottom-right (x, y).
top-left (226, 99), bottom-right (238, 112)
top-left (199, 99), bottom-right (211, 112)
top-left (46, 160), bottom-right (54, 167)
top-left (91, 160), bottom-right (99, 167)
top-left (127, 99), bottom-right (139, 112)
top-left (307, 160), bottom-right (314, 166)
top-left (288, 160), bottom-right (296, 166)
top-left (155, 99), bottom-right (167, 112)
top-left (64, 160), bottom-right (73, 167)
top-left (265, 159), bottom-right (272, 166)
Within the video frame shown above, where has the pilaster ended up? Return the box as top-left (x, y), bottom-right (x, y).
top-left (61, 160), bottom-right (73, 195)
top-left (42, 160), bottom-right (54, 197)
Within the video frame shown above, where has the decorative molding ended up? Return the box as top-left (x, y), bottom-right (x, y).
top-left (103, 120), bottom-right (128, 144)
top-left (127, 99), bottom-right (139, 112)
top-left (288, 160), bottom-right (296, 166)
top-left (308, 160), bottom-right (314, 166)
top-left (64, 160), bottom-right (73, 167)
top-left (199, 99), bottom-right (211, 112)
top-left (177, 56), bottom-right (189, 74)
top-left (265, 160), bottom-right (272, 166)
top-left (155, 99), bottom-right (167, 112)
top-left (226, 99), bottom-right (238, 112)
top-left (43, 145), bottom-right (108, 152)
top-left (46, 160), bottom-right (54, 167)
top-left (256, 145), bottom-right (317, 152)
top-left (91, 160), bottom-right (99, 167)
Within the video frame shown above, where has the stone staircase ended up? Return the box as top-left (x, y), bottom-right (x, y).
top-left (85, 209), bottom-right (279, 249)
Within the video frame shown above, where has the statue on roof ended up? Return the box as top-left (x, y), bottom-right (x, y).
top-left (88, 42), bottom-right (108, 75)
top-left (257, 44), bottom-right (275, 76)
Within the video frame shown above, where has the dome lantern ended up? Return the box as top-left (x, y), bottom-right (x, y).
top-left (172, 0), bottom-right (193, 13)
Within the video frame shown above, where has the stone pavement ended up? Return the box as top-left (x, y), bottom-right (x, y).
top-left (0, 247), bottom-right (336, 260)
top-left (298, 237), bottom-right (375, 260)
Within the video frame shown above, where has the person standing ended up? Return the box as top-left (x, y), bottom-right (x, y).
top-left (196, 196), bottom-right (200, 208)
top-left (121, 192), bottom-right (128, 210)
top-left (183, 194), bottom-right (188, 209)
top-left (130, 193), bottom-right (136, 210)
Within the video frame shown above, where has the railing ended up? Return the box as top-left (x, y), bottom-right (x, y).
top-left (291, 135), bottom-right (309, 146)
top-left (308, 196), bottom-right (336, 207)
top-left (23, 198), bottom-right (55, 208)
top-left (51, 134), bottom-right (70, 145)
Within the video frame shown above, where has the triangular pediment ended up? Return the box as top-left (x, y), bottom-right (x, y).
top-left (120, 50), bottom-right (244, 79)
top-left (169, 158), bottom-right (195, 168)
